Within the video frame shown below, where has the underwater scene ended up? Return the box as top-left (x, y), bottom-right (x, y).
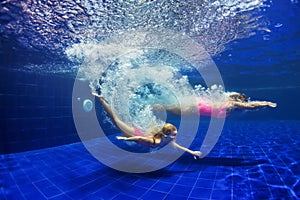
top-left (1, 0), bottom-right (300, 199)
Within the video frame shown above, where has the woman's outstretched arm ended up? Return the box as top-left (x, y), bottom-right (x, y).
top-left (93, 93), bottom-right (135, 137)
top-left (171, 142), bottom-right (202, 159)
top-left (231, 101), bottom-right (277, 109)
top-left (250, 101), bottom-right (277, 108)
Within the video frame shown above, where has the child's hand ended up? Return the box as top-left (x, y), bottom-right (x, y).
top-left (192, 151), bottom-right (202, 159)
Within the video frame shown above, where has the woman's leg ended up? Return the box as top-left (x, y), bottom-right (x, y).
top-left (153, 104), bottom-right (198, 116)
top-left (153, 104), bottom-right (181, 115)
top-left (95, 95), bottom-right (135, 137)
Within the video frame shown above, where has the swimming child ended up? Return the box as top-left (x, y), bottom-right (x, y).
top-left (93, 93), bottom-right (202, 159)
top-left (153, 93), bottom-right (277, 118)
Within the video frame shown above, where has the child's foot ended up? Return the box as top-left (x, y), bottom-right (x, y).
top-left (92, 92), bottom-right (102, 98)
top-left (116, 136), bottom-right (127, 140)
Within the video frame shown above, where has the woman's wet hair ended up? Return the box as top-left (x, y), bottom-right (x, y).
top-left (229, 93), bottom-right (249, 103)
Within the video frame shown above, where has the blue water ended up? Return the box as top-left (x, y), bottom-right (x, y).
top-left (1, 0), bottom-right (300, 199)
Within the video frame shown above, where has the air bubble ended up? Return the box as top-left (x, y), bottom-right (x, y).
top-left (274, 23), bottom-right (283, 28)
top-left (83, 99), bottom-right (93, 112)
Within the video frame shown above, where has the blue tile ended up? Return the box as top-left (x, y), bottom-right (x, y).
top-left (0, 190), bottom-right (6, 200)
top-left (52, 180), bottom-right (75, 192)
top-left (211, 189), bottom-right (232, 200)
top-left (201, 166), bottom-right (218, 173)
top-left (66, 187), bottom-right (90, 199)
top-left (157, 172), bottom-right (180, 183)
top-left (251, 190), bottom-right (272, 199)
top-left (1, 173), bottom-right (15, 186)
top-left (169, 184), bottom-right (193, 197)
top-left (151, 181), bottom-right (173, 193)
top-left (270, 187), bottom-right (293, 199)
top-left (48, 194), bottom-right (73, 200)
top-left (118, 175), bottom-right (139, 185)
top-left (90, 186), bottom-right (120, 199)
top-left (68, 176), bottom-right (92, 187)
top-left (81, 178), bottom-right (113, 193)
top-left (198, 172), bottom-right (216, 180)
top-left (13, 176), bottom-right (31, 185)
top-left (133, 179), bottom-right (156, 189)
top-left (5, 188), bottom-right (25, 200)
top-left (24, 190), bottom-right (47, 200)
top-left (141, 190), bottom-right (166, 200)
top-left (109, 180), bottom-right (135, 191)
top-left (125, 185), bottom-right (148, 198)
top-left (18, 183), bottom-right (39, 195)
top-left (112, 193), bottom-right (138, 200)
top-left (176, 176), bottom-right (197, 186)
top-left (189, 187), bottom-right (212, 199)
top-left (165, 194), bottom-right (191, 200)
top-left (195, 178), bottom-right (214, 189)
top-left (39, 185), bottom-right (62, 199)
top-left (33, 179), bottom-right (53, 189)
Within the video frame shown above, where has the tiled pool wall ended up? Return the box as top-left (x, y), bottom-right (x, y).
top-left (0, 68), bottom-right (79, 153)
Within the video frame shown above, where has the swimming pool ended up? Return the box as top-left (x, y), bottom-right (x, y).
top-left (1, 0), bottom-right (300, 199)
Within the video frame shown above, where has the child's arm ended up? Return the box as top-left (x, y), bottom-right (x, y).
top-left (171, 142), bottom-right (202, 159)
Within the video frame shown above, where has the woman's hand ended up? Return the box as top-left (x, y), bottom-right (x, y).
top-left (192, 151), bottom-right (202, 159)
top-left (259, 101), bottom-right (277, 108)
top-left (268, 102), bottom-right (277, 108)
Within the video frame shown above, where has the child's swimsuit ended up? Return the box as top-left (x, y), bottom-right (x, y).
top-left (133, 127), bottom-right (175, 148)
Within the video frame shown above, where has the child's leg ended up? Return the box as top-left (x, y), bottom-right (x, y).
top-left (95, 95), bottom-right (135, 137)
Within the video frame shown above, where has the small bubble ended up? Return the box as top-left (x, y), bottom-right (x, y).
top-left (274, 23), bottom-right (283, 28)
top-left (222, 9), bottom-right (231, 17)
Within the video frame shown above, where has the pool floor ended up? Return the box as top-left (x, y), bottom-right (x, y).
top-left (1, 120), bottom-right (300, 199)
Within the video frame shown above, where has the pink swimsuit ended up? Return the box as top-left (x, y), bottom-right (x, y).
top-left (134, 127), bottom-right (144, 137)
top-left (133, 127), bottom-right (155, 147)
top-left (198, 101), bottom-right (231, 118)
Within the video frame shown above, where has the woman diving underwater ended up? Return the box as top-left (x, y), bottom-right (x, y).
top-left (153, 93), bottom-right (277, 118)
